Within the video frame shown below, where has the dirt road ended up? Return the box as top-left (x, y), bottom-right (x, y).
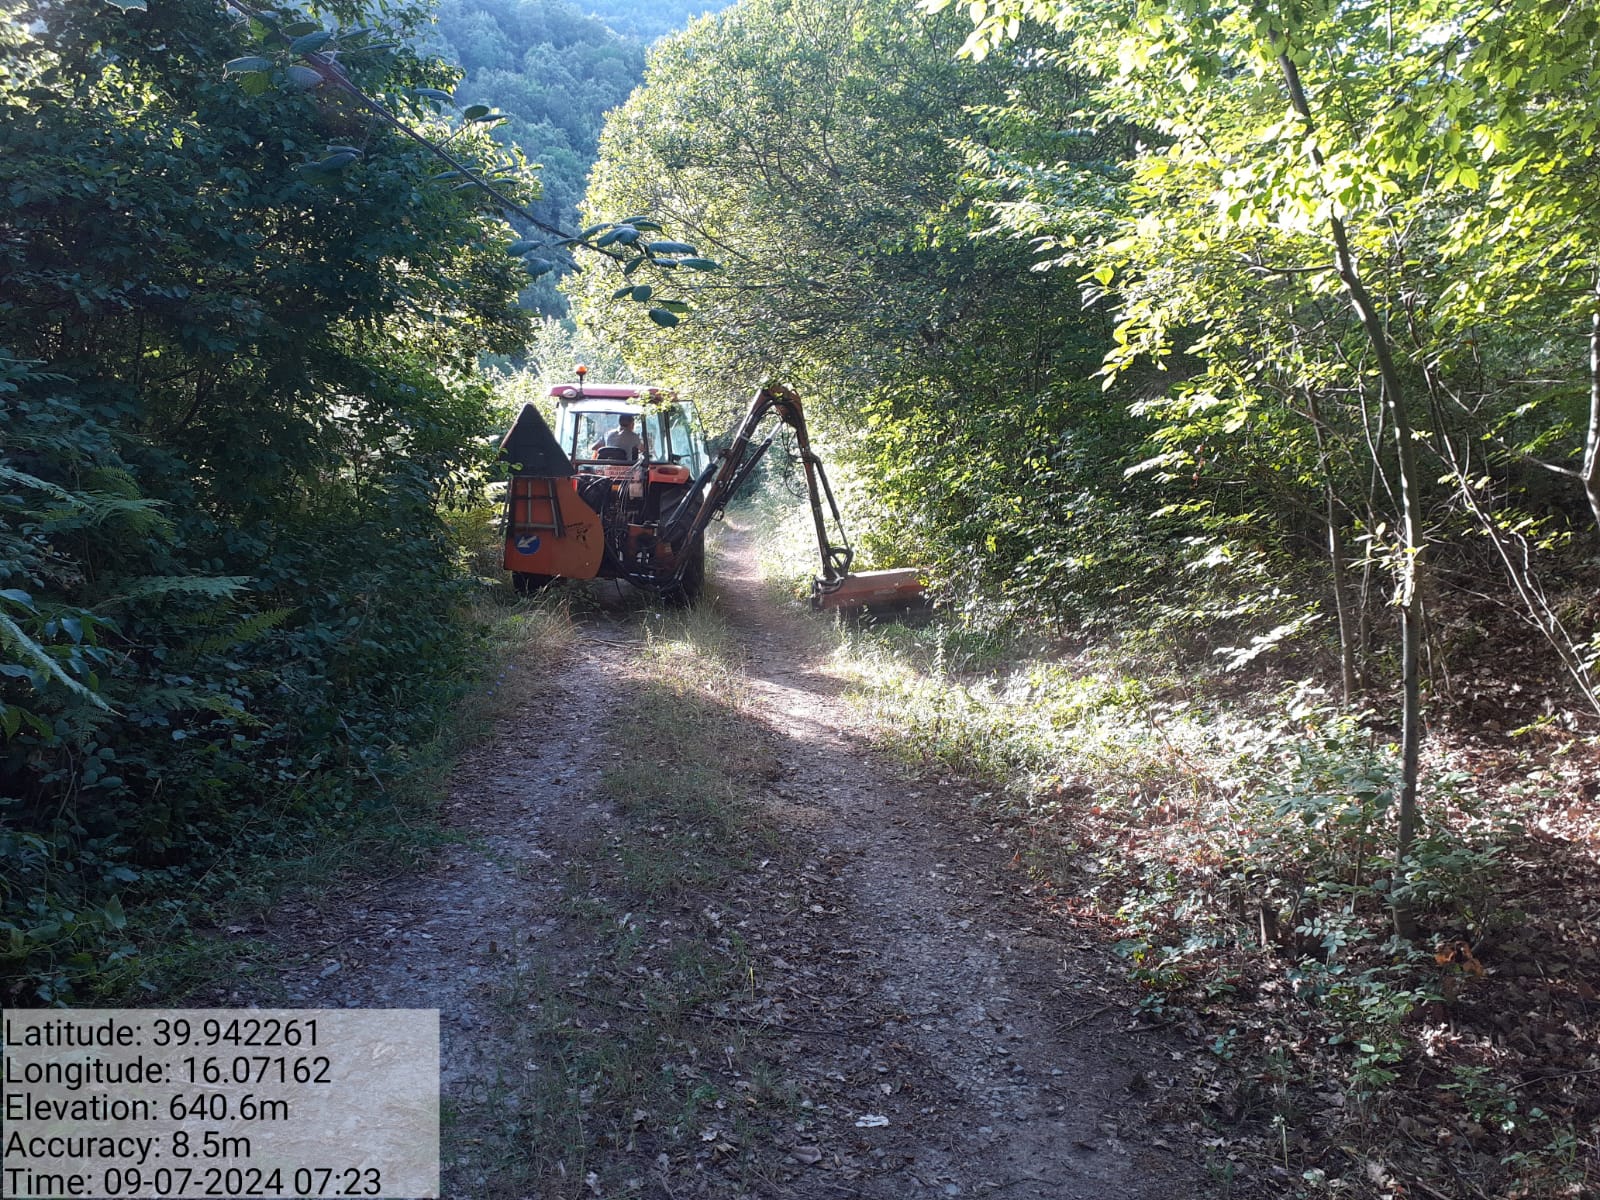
top-left (265, 528), bottom-right (1209, 1198)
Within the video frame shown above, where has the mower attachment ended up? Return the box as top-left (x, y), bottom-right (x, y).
top-left (812, 568), bottom-right (927, 613)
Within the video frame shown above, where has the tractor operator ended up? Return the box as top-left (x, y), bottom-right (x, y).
top-left (593, 413), bottom-right (646, 460)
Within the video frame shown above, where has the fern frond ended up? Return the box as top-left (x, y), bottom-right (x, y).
top-left (80, 467), bottom-right (140, 498)
top-left (0, 611), bottom-right (112, 710)
top-left (137, 687), bottom-right (255, 723)
top-left (189, 607), bottom-right (293, 658)
top-left (94, 575), bottom-right (251, 608)
top-left (42, 494), bottom-right (176, 541)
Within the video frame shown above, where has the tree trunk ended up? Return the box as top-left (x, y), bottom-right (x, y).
top-left (1358, 496), bottom-right (1377, 690)
top-left (1328, 513), bottom-right (1359, 704)
top-left (1308, 390), bottom-right (1358, 703)
top-left (1585, 268), bottom-right (1600, 541)
top-left (1277, 49), bottom-right (1423, 938)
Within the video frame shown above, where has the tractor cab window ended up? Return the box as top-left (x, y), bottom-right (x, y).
top-left (574, 413), bottom-right (606, 456)
top-left (665, 412), bottom-right (693, 466)
top-left (645, 410), bottom-right (668, 458)
top-left (669, 404), bottom-right (706, 473)
top-left (553, 393), bottom-right (704, 472)
top-left (575, 411), bottom-right (648, 463)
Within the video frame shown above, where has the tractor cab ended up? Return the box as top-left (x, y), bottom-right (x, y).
top-left (500, 375), bottom-right (712, 601)
top-left (550, 383), bottom-right (708, 476)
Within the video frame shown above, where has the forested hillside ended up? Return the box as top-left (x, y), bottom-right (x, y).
top-left (417, 0), bottom-right (643, 313)
top-left (418, 0), bottom-right (724, 315)
top-left (577, 0), bottom-right (719, 42)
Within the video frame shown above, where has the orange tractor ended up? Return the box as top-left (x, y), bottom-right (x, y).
top-left (500, 375), bottom-right (924, 611)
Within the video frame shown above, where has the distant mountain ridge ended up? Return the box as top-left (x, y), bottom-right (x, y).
top-left (579, 0), bottom-right (722, 42)
top-left (420, 0), bottom-right (727, 314)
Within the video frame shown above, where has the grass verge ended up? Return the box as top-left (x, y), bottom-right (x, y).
top-left (820, 611), bottom-right (1599, 1199)
top-left (447, 604), bottom-right (803, 1200)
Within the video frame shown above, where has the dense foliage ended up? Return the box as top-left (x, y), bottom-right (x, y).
top-left (0, 0), bottom-right (532, 1000)
top-left (937, 0), bottom-right (1600, 685)
top-left (579, 6), bottom-right (1600, 1187)
top-left (580, 0), bottom-right (1600, 667)
top-left (571, 0), bottom-right (1172, 621)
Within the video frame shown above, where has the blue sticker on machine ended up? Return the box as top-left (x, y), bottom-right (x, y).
top-left (515, 534), bottom-right (541, 554)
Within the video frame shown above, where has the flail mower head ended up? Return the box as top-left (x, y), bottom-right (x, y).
top-left (811, 567), bottom-right (929, 618)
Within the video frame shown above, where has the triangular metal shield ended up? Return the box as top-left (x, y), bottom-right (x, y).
top-left (499, 404), bottom-right (573, 477)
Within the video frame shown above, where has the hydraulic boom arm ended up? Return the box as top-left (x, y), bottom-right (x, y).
top-left (661, 382), bottom-right (857, 602)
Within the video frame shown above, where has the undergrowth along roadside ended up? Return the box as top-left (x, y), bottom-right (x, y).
top-left (17, 583), bottom-right (574, 1007)
top-left (448, 601), bottom-right (801, 1199)
top-left (823, 613), bottom-right (1599, 1198)
top-left (0, 0), bottom-right (536, 1007)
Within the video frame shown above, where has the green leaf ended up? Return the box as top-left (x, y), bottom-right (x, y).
top-left (578, 223), bottom-right (609, 240)
top-left (524, 259), bottom-right (555, 278)
top-left (0, 588), bottom-right (35, 610)
top-left (506, 239), bottom-right (540, 256)
top-left (289, 31), bottom-right (333, 54)
top-left (413, 87), bottom-right (455, 105)
top-left (224, 56), bottom-right (272, 77)
top-left (611, 284), bottom-right (634, 300)
top-left (313, 151), bottom-right (360, 172)
top-left (647, 307), bottom-right (680, 327)
top-left (284, 64), bottom-right (323, 90)
top-left (104, 0), bottom-right (148, 10)
top-left (623, 257), bottom-right (645, 277)
top-left (647, 241), bottom-right (697, 256)
top-left (658, 299), bottom-right (690, 314)
top-left (596, 226), bottom-right (634, 248)
top-left (462, 104), bottom-right (491, 121)
top-left (631, 284), bottom-right (653, 302)
top-left (678, 257), bottom-right (720, 271)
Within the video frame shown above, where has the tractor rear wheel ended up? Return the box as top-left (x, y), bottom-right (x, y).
top-left (513, 571), bottom-right (556, 595)
top-left (659, 530), bottom-right (706, 608)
